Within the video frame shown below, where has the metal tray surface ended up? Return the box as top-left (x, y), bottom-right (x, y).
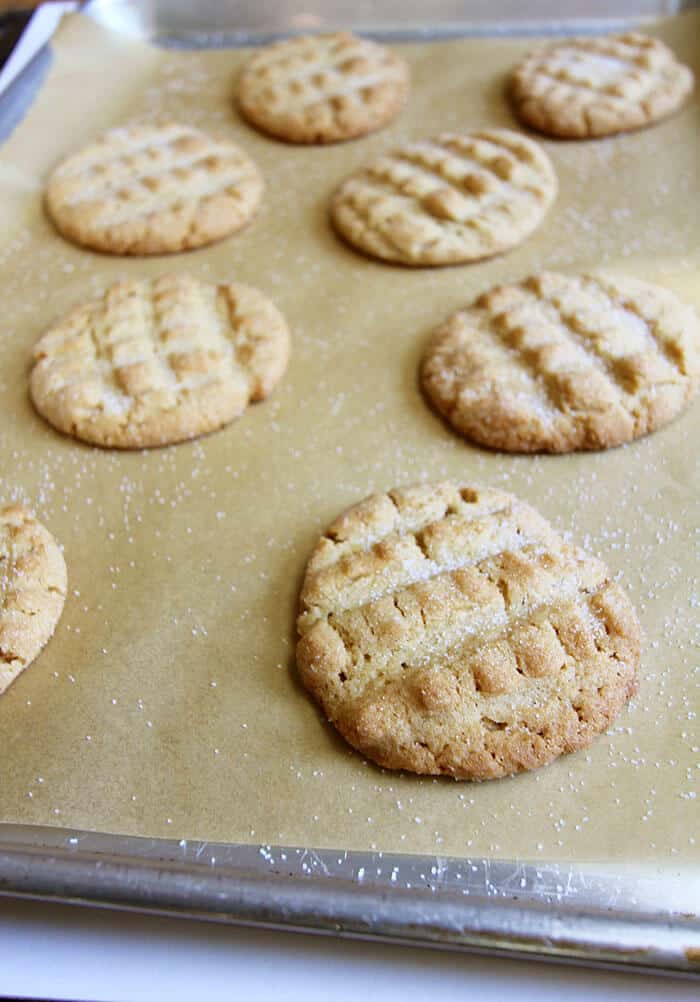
top-left (1, 825), bottom-right (699, 975)
top-left (86, 0), bottom-right (695, 44)
top-left (0, 1), bottom-right (698, 977)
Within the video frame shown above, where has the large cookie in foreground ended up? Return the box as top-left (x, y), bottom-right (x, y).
top-left (296, 482), bottom-right (641, 781)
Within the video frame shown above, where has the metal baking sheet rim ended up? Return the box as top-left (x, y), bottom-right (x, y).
top-left (0, 0), bottom-right (699, 977)
top-left (0, 824), bottom-right (699, 975)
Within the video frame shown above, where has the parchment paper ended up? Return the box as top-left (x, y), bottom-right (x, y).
top-left (0, 11), bottom-right (697, 864)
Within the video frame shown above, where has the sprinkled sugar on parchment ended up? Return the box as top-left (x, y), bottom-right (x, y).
top-left (0, 11), bottom-right (697, 862)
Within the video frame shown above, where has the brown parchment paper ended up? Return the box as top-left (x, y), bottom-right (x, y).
top-left (0, 11), bottom-right (698, 865)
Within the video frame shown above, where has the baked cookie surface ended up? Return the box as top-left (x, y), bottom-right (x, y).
top-left (46, 123), bottom-right (263, 255)
top-left (330, 129), bottom-right (556, 266)
top-left (421, 272), bottom-right (700, 453)
top-left (296, 482), bottom-right (641, 780)
top-left (0, 505), bottom-right (67, 695)
top-left (237, 31), bottom-right (409, 144)
top-left (30, 274), bottom-right (290, 449)
top-left (510, 32), bottom-right (694, 139)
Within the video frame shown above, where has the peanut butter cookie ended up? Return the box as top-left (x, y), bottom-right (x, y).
top-left (0, 505), bottom-right (67, 695)
top-left (421, 272), bottom-right (700, 453)
top-left (238, 32), bottom-right (409, 144)
top-left (510, 33), bottom-right (694, 139)
top-left (297, 482), bottom-right (641, 780)
top-left (30, 275), bottom-right (290, 449)
top-left (46, 123), bottom-right (263, 255)
top-left (330, 130), bottom-right (556, 266)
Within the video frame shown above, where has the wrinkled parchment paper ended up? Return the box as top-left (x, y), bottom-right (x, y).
top-left (0, 11), bottom-right (698, 864)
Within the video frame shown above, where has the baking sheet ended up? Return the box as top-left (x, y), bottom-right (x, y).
top-left (0, 10), bottom-right (697, 867)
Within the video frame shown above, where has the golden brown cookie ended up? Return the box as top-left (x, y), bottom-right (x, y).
top-left (510, 32), bottom-right (694, 139)
top-left (330, 129), bottom-right (556, 266)
top-left (237, 31), bottom-right (409, 144)
top-left (29, 274), bottom-right (290, 449)
top-left (45, 123), bottom-right (263, 255)
top-left (0, 505), bottom-right (67, 695)
top-left (297, 481), bottom-right (641, 780)
top-left (421, 272), bottom-right (700, 453)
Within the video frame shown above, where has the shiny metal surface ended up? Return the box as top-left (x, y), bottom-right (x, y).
top-left (85, 0), bottom-right (693, 44)
top-left (0, 824), bottom-right (698, 975)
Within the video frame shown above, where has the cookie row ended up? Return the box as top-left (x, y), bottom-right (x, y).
top-left (235, 29), bottom-right (693, 145)
top-left (28, 271), bottom-right (700, 453)
top-left (45, 122), bottom-right (557, 266)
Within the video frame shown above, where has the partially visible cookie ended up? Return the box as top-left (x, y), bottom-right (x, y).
top-left (0, 505), bottom-right (67, 695)
top-left (296, 481), bottom-right (640, 780)
top-left (510, 32), bottom-right (694, 139)
top-left (330, 129), bottom-right (556, 266)
top-left (30, 274), bottom-right (290, 449)
top-left (421, 272), bottom-right (700, 453)
top-left (46, 123), bottom-right (263, 255)
top-left (237, 32), bottom-right (409, 144)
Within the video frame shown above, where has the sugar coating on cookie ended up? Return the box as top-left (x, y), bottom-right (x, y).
top-left (46, 123), bottom-right (263, 255)
top-left (237, 31), bottom-right (409, 144)
top-left (30, 275), bottom-right (290, 449)
top-left (421, 272), bottom-right (700, 453)
top-left (510, 32), bottom-right (694, 139)
top-left (0, 505), bottom-right (67, 695)
top-left (330, 129), bottom-right (556, 266)
top-left (297, 482), bottom-right (640, 780)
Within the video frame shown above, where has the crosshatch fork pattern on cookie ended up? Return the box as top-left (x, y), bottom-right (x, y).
top-left (422, 272), bottom-right (700, 452)
top-left (297, 482), bottom-right (640, 780)
top-left (331, 129), bottom-right (556, 265)
top-left (46, 124), bottom-right (264, 254)
top-left (29, 275), bottom-right (290, 448)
